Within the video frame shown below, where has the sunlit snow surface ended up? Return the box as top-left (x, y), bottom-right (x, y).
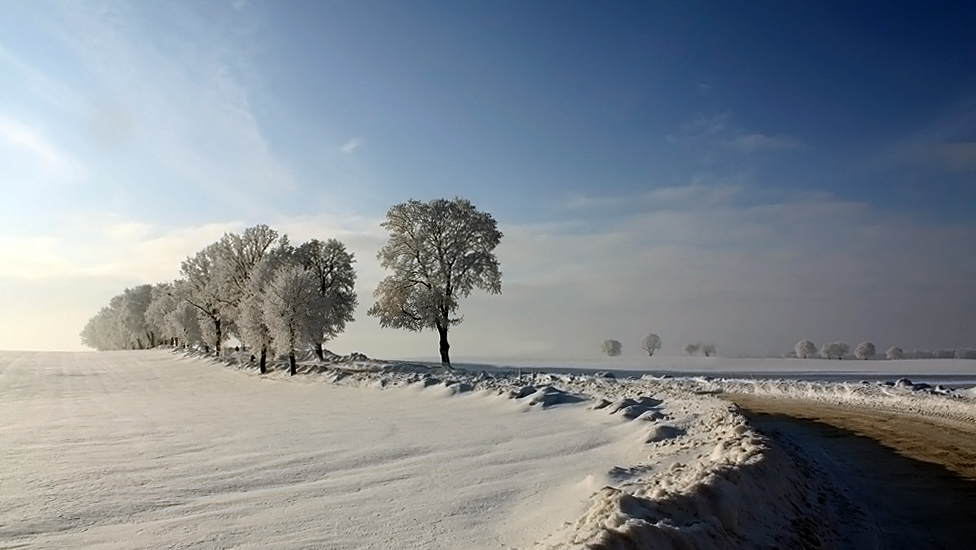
top-left (2, 350), bottom-right (974, 549)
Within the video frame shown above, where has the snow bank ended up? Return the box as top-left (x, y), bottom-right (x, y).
top-left (212, 349), bottom-right (845, 549)
top-left (697, 376), bottom-right (976, 424)
top-left (537, 407), bottom-right (833, 550)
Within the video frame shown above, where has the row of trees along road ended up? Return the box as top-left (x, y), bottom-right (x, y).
top-left (81, 198), bottom-right (503, 371)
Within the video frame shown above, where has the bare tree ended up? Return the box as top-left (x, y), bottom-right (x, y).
top-left (602, 339), bottom-right (622, 357)
top-left (684, 343), bottom-right (700, 356)
top-left (794, 340), bottom-right (816, 359)
top-left (700, 343), bottom-right (716, 357)
top-left (855, 341), bottom-right (875, 360)
top-left (368, 198), bottom-right (502, 368)
top-left (640, 333), bottom-right (662, 357)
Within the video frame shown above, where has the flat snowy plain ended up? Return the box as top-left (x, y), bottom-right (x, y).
top-left (2, 350), bottom-right (975, 549)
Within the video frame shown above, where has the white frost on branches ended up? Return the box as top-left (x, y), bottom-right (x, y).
top-left (368, 198), bottom-right (502, 367)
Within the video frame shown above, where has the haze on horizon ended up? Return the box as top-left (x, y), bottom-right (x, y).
top-left (1, 1), bottom-right (974, 360)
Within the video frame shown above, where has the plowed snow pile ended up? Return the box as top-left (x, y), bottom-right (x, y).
top-left (8, 350), bottom-right (972, 548)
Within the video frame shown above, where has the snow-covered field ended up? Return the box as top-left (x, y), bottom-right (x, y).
top-left (2, 350), bottom-right (974, 549)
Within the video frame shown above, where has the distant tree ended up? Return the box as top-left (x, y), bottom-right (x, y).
top-left (820, 342), bottom-right (849, 360)
top-left (263, 266), bottom-right (330, 376)
top-left (640, 333), bottom-right (662, 357)
top-left (146, 283), bottom-right (178, 345)
top-left (700, 343), bottom-right (716, 357)
top-left (295, 238), bottom-right (358, 360)
top-left (684, 343), bottom-right (700, 356)
top-left (855, 341), bottom-right (876, 360)
top-left (956, 349), bottom-right (976, 359)
top-left (80, 305), bottom-right (125, 350)
top-left (80, 286), bottom-right (156, 351)
top-left (119, 284), bottom-right (155, 349)
top-left (886, 346), bottom-right (904, 360)
top-left (167, 301), bottom-right (201, 348)
top-left (794, 340), bottom-right (817, 359)
top-left (602, 339), bottom-right (622, 357)
top-left (368, 198), bottom-right (502, 368)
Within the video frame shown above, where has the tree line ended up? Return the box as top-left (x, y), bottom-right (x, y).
top-left (793, 340), bottom-right (976, 360)
top-left (81, 198), bottom-right (503, 371)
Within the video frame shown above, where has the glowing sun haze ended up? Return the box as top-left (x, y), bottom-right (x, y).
top-left (1, 1), bottom-right (974, 359)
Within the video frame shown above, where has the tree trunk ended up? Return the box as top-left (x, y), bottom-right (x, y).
top-left (437, 323), bottom-right (451, 368)
top-left (260, 346), bottom-right (267, 374)
top-left (289, 351), bottom-right (296, 376)
top-left (315, 342), bottom-right (324, 361)
top-left (214, 318), bottom-right (222, 357)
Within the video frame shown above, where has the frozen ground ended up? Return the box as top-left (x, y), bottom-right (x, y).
top-left (2, 350), bottom-right (975, 549)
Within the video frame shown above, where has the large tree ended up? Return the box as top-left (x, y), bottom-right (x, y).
top-left (368, 198), bottom-right (502, 368)
top-left (294, 238), bottom-right (358, 360)
top-left (178, 243), bottom-right (231, 355)
top-left (263, 266), bottom-right (329, 375)
top-left (215, 224), bottom-right (280, 343)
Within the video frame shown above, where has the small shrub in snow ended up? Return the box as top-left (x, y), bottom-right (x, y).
top-left (602, 339), bottom-right (622, 357)
top-left (854, 341), bottom-right (875, 360)
top-left (886, 346), bottom-right (904, 360)
top-left (794, 340), bottom-right (817, 359)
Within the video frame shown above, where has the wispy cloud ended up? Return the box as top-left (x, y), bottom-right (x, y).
top-left (728, 133), bottom-right (803, 152)
top-left (872, 94), bottom-right (976, 174)
top-left (668, 113), bottom-right (803, 156)
top-left (340, 138), bottom-right (364, 154)
top-left (0, 114), bottom-right (87, 183)
top-left (47, 2), bottom-right (294, 214)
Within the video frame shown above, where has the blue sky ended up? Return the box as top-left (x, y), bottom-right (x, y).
top-left (1, 1), bottom-right (974, 358)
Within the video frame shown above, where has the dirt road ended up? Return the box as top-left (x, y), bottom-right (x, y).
top-left (728, 395), bottom-right (976, 550)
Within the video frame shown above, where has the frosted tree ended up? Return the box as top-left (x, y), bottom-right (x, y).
top-left (794, 340), bottom-right (817, 359)
top-left (167, 301), bottom-right (201, 348)
top-left (215, 224), bottom-right (281, 344)
top-left (368, 198), bottom-right (503, 368)
top-left (263, 266), bottom-right (329, 375)
top-left (886, 346), bottom-right (904, 360)
top-left (640, 333), bottom-right (662, 357)
top-left (80, 305), bottom-right (125, 350)
top-left (820, 342), bottom-right (849, 360)
top-left (684, 343), bottom-right (700, 356)
top-left (602, 339), bottom-right (622, 357)
top-left (854, 341), bottom-right (875, 360)
top-left (81, 287), bottom-right (156, 351)
top-left (120, 284), bottom-right (155, 349)
top-left (146, 283), bottom-right (178, 345)
top-left (178, 243), bottom-right (232, 355)
top-left (238, 247), bottom-right (292, 374)
top-left (295, 238), bottom-right (358, 360)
